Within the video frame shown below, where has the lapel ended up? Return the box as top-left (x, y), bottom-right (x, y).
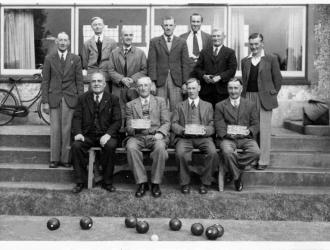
top-left (244, 57), bottom-right (252, 81)
top-left (86, 92), bottom-right (95, 116)
top-left (90, 36), bottom-right (98, 52)
top-left (170, 36), bottom-right (180, 52)
top-left (224, 98), bottom-right (239, 123)
top-left (99, 91), bottom-right (110, 113)
top-left (133, 98), bottom-right (144, 119)
top-left (198, 100), bottom-right (208, 124)
top-left (63, 52), bottom-right (72, 76)
top-left (51, 52), bottom-right (63, 75)
top-left (118, 47), bottom-right (126, 69)
top-left (213, 45), bottom-right (225, 63)
top-left (159, 36), bottom-right (169, 55)
top-left (102, 37), bottom-right (111, 51)
top-left (258, 55), bottom-right (266, 76)
top-left (201, 32), bottom-right (208, 49)
top-left (182, 100), bottom-right (189, 125)
top-left (126, 46), bottom-right (135, 73)
top-left (149, 95), bottom-right (157, 121)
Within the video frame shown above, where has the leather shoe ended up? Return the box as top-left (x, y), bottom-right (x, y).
top-left (49, 161), bottom-right (59, 168)
top-left (102, 184), bottom-right (116, 192)
top-left (234, 175), bottom-right (243, 192)
top-left (72, 183), bottom-right (85, 194)
top-left (199, 184), bottom-right (208, 194)
top-left (151, 183), bottom-right (162, 198)
top-left (62, 162), bottom-right (71, 168)
top-left (135, 183), bottom-right (149, 198)
top-left (181, 185), bottom-right (190, 194)
top-left (256, 164), bottom-right (267, 170)
top-left (225, 172), bottom-right (233, 184)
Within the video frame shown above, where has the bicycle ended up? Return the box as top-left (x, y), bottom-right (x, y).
top-left (0, 74), bottom-right (50, 126)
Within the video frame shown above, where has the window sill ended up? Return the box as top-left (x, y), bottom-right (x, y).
top-left (282, 78), bottom-right (310, 85)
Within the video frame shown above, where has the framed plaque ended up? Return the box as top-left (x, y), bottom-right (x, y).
top-left (131, 119), bottom-right (151, 129)
top-left (227, 125), bottom-right (248, 135)
top-left (184, 124), bottom-right (205, 135)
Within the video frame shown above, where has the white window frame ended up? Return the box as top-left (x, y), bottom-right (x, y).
top-left (0, 5), bottom-right (75, 75)
top-left (228, 5), bottom-right (306, 78)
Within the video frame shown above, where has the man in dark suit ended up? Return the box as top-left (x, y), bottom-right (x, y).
top-left (215, 78), bottom-right (260, 191)
top-left (194, 28), bottom-right (237, 107)
top-left (241, 33), bottom-right (282, 170)
top-left (125, 77), bottom-right (170, 198)
top-left (180, 13), bottom-right (212, 76)
top-left (41, 32), bottom-right (84, 169)
top-left (81, 17), bottom-right (117, 91)
top-left (109, 27), bottom-right (148, 129)
top-left (172, 78), bottom-right (219, 194)
top-left (148, 16), bottom-right (190, 111)
top-left (70, 72), bottom-right (121, 193)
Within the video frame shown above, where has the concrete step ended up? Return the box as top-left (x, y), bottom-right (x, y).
top-left (1, 163), bottom-right (330, 187)
top-left (0, 147), bottom-right (50, 164)
top-left (284, 120), bottom-right (330, 136)
top-left (270, 151), bottom-right (330, 167)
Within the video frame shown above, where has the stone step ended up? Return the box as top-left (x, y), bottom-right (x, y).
top-left (1, 163), bottom-right (330, 187)
top-left (284, 120), bottom-right (330, 136)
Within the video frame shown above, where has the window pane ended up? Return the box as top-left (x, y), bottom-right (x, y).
top-left (153, 7), bottom-right (226, 37)
top-left (4, 8), bottom-right (71, 69)
top-left (230, 6), bottom-right (305, 72)
top-left (78, 8), bottom-right (148, 53)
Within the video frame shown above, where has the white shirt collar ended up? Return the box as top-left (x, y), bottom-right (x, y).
top-left (188, 97), bottom-right (200, 106)
top-left (95, 33), bottom-right (104, 42)
top-left (58, 50), bottom-right (68, 60)
top-left (140, 95), bottom-right (150, 104)
top-left (213, 45), bottom-right (223, 55)
top-left (248, 49), bottom-right (265, 59)
top-left (230, 97), bottom-right (240, 107)
top-left (191, 29), bottom-right (202, 36)
top-left (164, 34), bottom-right (174, 42)
top-left (123, 46), bottom-right (132, 52)
top-left (94, 92), bottom-right (104, 102)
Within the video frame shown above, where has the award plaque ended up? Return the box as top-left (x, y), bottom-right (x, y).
top-left (131, 119), bottom-right (151, 129)
top-left (184, 124), bottom-right (205, 135)
top-left (227, 125), bottom-right (248, 135)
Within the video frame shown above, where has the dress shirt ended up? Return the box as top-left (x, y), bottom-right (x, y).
top-left (94, 92), bottom-right (104, 102)
top-left (230, 97), bottom-right (241, 107)
top-left (58, 50), bottom-right (68, 60)
top-left (94, 33), bottom-right (104, 43)
top-left (248, 49), bottom-right (265, 66)
top-left (186, 30), bottom-right (203, 58)
top-left (123, 46), bottom-right (132, 54)
top-left (188, 97), bottom-right (200, 107)
top-left (213, 44), bottom-right (223, 56)
top-left (140, 96), bottom-right (150, 106)
top-left (163, 34), bottom-right (174, 43)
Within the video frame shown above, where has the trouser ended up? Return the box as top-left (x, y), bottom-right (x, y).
top-left (71, 136), bottom-right (118, 185)
top-left (50, 97), bottom-right (74, 163)
top-left (175, 137), bottom-right (219, 186)
top-left (220, 138), bottom-right (260, 180)
top-left (157, 71), bottom-right (183, 112)
top-left (126, 135), bottom-right (168, 184)
top-left (246, 92), bottom-right (273, 165)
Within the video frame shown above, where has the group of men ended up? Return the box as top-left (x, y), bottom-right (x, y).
top-left (41, 13), bottom-right (282, 197)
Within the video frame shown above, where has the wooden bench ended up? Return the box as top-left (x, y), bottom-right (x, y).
top-left (87, 147), bottom-right (243, 192)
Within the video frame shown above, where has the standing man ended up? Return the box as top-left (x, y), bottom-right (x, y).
top-left (241, 33), bottom-right (282, 170)
top-left (71, 72), bottom-right (121, 193)
top-left (180, 13), bottom-right (212, 76)
top-left (215, 78), bottom-right (260, 191)
top-left (81, 17), bottom-right (117, 91)
top-left (148, 16), bottom-right (190, 111)
top-left (172, 78), bottom-right (219, 194)
top-left (109, 27), bottom-right (147, 128)
top-left (125, 77), bottom-right (170, 198)
top-left (194, 28), bottom-right (237, 107)
top-left (41, 32), bottom-right (84, 169)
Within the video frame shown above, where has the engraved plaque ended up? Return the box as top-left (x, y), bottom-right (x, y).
top-left (227, 125), bottom-right (248, 135)
top-left (131, 119), bottom-right (151, 129)
top-left (185, 124), bottom-right (205, 135)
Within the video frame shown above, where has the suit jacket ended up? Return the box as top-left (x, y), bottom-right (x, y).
top-left (71, 91), bottom-right (121, 138)
top-left (41, 51), bottom-right (84, 109)
top-left (81, 36), bottom-right (117, 78)
top-left (147, 35), bottom-right (190, 88)
top-left (171, 99), bottom-right (214, 144)
top-left (125, 95), bottom-right (170, 137)
top-left (194, 45), bottom-right (237, 96)
top-left (241, 53), bottom-right (282, 111)
top-left (108, 46), bottom-right (147, 92)
top-left (214, 97), bottom-right (259, 139)
top-left (180, 30), bottom-right (212, 75)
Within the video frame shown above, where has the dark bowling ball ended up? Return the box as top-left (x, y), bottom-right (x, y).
top-left (213, 223), bottom-right (225, 238)
top-left (169, 218), bottom-right (182, 231)
top-left (191, 223), bottom-right (204, 236)
top-left (205, 226), bottom-right (219, 240)
top-left (136, 221), bottom-right (149, 234)
top-left (47, 218), bottom-right (60, 231)
top-left (125, 216), bottom-right (137, 228)
top-left (80, 216), bottom-right (93, 230)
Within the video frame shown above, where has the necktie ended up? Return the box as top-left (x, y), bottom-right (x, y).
top-left (96, 36), bottom-right (102, 65)
top-left (167, 36), bottom-right (171, 43)
top-left (95, 94), bottom-right (100, 106)
top-left (213, 47), bottom-right (219, 57)
top-left (192, 31), bottom-right (199, 57)
top-left (60, 53), bottom-right (65, 71)
top-left (124, 48), bottom-right (128, 77)
top-left (191, 100), bottom-right (196, 109)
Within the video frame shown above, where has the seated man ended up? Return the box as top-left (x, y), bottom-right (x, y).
top-left (125, 77), bottom-right (170, 198)
top-left (172, 78), bottom-right (219, 194)
top-left (71, 72), bottom-right (121, 193)
top-left (214, 78), bottom-right (260, 191)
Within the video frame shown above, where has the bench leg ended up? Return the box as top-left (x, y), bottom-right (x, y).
top-left (218, 157), bottom-right (225, 192)
top-left (88, 150), bottom-right (95, 189)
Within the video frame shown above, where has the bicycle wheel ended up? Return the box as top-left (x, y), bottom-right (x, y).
top-left (37, 99), bottom-right (50, 125)
top-left (0, 89), bottom-right (19, 125)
